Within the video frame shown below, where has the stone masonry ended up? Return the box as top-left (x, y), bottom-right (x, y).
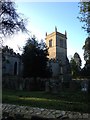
top-left (2, 104), bottom-right (90, 120)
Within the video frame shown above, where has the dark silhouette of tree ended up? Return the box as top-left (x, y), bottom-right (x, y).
top-left (74, 52), bottom-right (82, 70)
top-left (22, 37), bottom-right (52, 79)
top-left (70, 53), bottom-right (82, 78)
top-left (81, 64), bottom-right (90, 78)
top-left (70, 58), bottom-right (78, 78)
top-left (0, 0), bottom-right (27, 37)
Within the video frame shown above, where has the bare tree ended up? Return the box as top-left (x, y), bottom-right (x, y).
top-left (77, 2), bottom-right (90, 34)
top-left (0, 0), bottom-right (28, 37)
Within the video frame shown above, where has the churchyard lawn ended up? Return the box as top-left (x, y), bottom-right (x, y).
top-left (2, 89), bottom-right (90, 113)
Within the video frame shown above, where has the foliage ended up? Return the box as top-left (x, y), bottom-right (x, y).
top-left (70, 53), bottom-right (82, 78)
top-left (83, 37), bottom-right (90, 63)
top-left (81, 63), bottom-right (90, 79)
top-left (81, 37), bottom-right (90, 80)
top-left (22, 37), bottom-right (52, 79)
top-left (2, 45), bottom-right (20, 61)
top-left (2, 89), bottom-right (89, 113)
top-left (78, 2), bottom-right (90, 79)
top-left (77, 2), bottom-right (90, 33)
top-left (74, 52), bottom-right (82, 68)
top-left (0, 0), bottom-right (27, 37)
top-left (70, 58), bottom-right (78, 78)
top-left (2, 45), bottom-right (13, 54)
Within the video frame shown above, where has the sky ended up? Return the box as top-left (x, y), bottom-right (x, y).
top-left (4, 2), bottom-right (88, 67)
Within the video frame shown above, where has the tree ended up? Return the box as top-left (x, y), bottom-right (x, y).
top-left (78, 2), bottom-right (90, 33)
top-left (82, 35), bottom-right (90, 81)
top-left (78, 2), bottom-right (90, 70)
top-left (0, 0), bottom-right (27, 37)
top-left (78, 2), bottom-right (90, 92)
top-left (74, 52), bottom-right (82, 69)
top-left (78, 2), bottom-right (90, 64)
top-left (22, 37), bottom-right (52, 79)
top-left (81, 64), bottom-right (90, 78)
top-left (70, 58), bottom-right (78, 78)
top-left (83, 37), bottom-right (90, 63)
top-left (70, 53), bottom-right (82, 78)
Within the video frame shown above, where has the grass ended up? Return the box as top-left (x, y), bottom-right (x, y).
top-left (2, 89), bottom-right (90, 113)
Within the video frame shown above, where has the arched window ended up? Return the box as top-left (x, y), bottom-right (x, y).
top-left (14, 62), bottom-right (17, 75)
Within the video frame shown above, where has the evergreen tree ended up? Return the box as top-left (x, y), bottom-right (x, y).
top-left (70, 53), bottom-right (82, 78)
top-left (22, 37), bottom-right (52, 78)
top-left (74, 52), bottom-right (82, 70)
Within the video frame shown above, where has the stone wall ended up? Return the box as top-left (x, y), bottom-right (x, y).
top-left (49, 61), bottom-right (60, 77)
top-left (2, 104), bottom-right (90, 120)
top-left (2, 77), bottom-right (46, 91)
top-left (2, 52), bottom-right (22, 76)
top-left (2, 76), bottom-right (89, 93)
top-left (69, 79), bottom-right (89, 92)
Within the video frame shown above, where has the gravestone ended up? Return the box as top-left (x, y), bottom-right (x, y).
top-left (81, 80), bottom-right (88, 92)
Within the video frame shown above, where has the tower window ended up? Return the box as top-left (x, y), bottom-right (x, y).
top-left (49, 39), bottom-right (52, 47)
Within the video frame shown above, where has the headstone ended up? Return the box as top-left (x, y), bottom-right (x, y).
top-left (81, 81), bottom-right (88, 92)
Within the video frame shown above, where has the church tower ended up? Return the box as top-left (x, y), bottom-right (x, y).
top-left (45, 27), bottom-right (67, 64)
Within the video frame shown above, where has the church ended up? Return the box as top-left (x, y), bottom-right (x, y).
top-left (2, 28), bottom-right (71, 82)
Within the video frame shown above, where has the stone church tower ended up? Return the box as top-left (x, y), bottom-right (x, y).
top-left (45, 27), bottom-right (69, 80)
top-left (45, 27), bottom-right (67, 64)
